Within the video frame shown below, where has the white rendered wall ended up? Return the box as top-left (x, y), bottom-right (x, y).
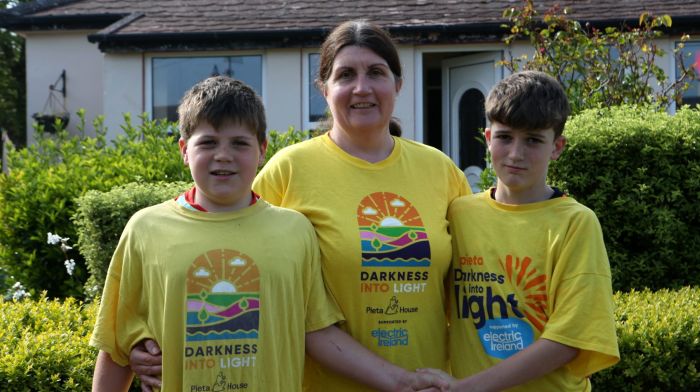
top-left (102, 53), bottom-right (144, 141)
top-left (264, 48), bottom-right (303, 133)
top-left (24, 31), bottom-right (103, 143)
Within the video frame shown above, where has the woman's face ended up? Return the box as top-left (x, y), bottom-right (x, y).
top-left (323, 45), bottom-right (402, 136)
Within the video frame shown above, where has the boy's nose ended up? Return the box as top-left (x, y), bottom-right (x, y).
top-left (214, 146), bottom-right (234, 161)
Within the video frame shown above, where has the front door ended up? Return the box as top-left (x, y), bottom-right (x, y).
top-left (442, 53), bottom-right (501, 191)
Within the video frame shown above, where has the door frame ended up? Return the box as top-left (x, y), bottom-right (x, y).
top-left (441, 52), bottom-right (502, 164)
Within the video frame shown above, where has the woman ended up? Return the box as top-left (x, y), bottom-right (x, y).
top-left (131, 20), bottom-right (469, 391)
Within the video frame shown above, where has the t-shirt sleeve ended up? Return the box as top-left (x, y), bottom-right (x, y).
top-left (89, 220), bottom-right (153, 366)
top-left (447, 157), bottom-right (471, 199)
top-left (301, 219), bottom-right (344, 332)
top-left (253, 152), bottom-right (288, 207)
top-left (540, 210), bottom-right (620, 377)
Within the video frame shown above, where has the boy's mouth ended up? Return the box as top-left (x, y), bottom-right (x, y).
top-left (210, 169), bottom-right (236, 176)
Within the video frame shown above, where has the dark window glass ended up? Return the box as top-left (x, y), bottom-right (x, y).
top-left (677, 42), bottom-right (700, 107)
top-left (308, 53), bottom-right (327, 122)
top-left (152, 56), bottom-right (263, 121)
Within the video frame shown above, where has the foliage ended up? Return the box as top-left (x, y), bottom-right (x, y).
top-left (0, 294), bottom-right (142, 391)
top-left (0, 293), bottom-right (97, 391)
top-left (549, 105), bottom-right (700, 291)
top-left (0, 111), bottom-right (190, 298)
top-left (74, 181), bottom-right (191, 296)
top-left (501, 0), bottom-right (697, 114)
top-left (592, 286), bottom-right (700, 390)
top-left (0, 0), bottom-right (29, 148)
top-left (264, 126), bottom-right (308, 166)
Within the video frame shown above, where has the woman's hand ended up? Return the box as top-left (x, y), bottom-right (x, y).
top-left (129, 339), bottom-right (162, 392)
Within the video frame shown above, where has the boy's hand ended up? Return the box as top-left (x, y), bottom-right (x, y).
top-left (398, 369), bottom-right (450, 391)
top-left (415, 368), bottom-right (456, 391)
top-left (129, 339), bottom-right (162, 392)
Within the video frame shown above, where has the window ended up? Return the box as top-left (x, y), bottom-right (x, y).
top-left (677, 41), bottom-right (700, 107)
top-left (306, 53), bottom-right (327, 123)
top-left (152, 56), bottom-right (263, 122)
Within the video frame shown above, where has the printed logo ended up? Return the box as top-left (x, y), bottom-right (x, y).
top-left (478, 318), bottom-right (534, 359)
top-left (357, 192), bottom-right (431, 267)
top-left (371, 327), bottom-right (409, 347)
top-left (186, 249), bottom-right (261, 342)
top-left (455, 254), bottom-right (548, 360)
top-left (385, 295), bottom-right (399, 315)
top-left (502, 255), bottom-right (548, 331)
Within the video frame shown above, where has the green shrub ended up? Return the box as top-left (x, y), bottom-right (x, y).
top-left (549, 105), bottom-right (700, 291)
top-left (592, 286), bottom-right (700, 390)
top-left (74, 181), bottom-right (191, 296)
top-left (0, 111), bottom-right (190, 298)
top-left (0, 294), bottom-right (98, 391)
top-left (0, 294), bottom-right (142, 391)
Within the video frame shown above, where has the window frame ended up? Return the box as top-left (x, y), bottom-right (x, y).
top-left (144, 51), bottom-right (265, 123)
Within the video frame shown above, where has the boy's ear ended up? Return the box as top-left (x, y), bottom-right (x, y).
top-left (178, 138), bottom-right (189, 165)
top-left (484, 128), bottom-right (492, 146)
top-left (258, 139), bottom-right (268, 167)
top-left (551, 135), bottom-right (567, 160)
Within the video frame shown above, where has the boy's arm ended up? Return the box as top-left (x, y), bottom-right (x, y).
top-left (305, 325), bottom-right (448, 392)
top-left (421, 338), bottom-right (578, 392)
top-left (93, 350), bottom-right (135, 392)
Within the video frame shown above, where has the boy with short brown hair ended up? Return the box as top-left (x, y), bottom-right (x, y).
top-left (424, 71), bottom-right (619, 391)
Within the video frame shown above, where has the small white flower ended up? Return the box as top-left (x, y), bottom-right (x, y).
top-left (47, 232), bottom-right (62, 245)
top-left (64, 259), bottom-right (76, 276)
top-left (60, 243), bottom-right (73, 252)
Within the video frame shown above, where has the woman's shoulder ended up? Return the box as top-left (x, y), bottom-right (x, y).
top-left (398, 137), bottom-right (454, 162)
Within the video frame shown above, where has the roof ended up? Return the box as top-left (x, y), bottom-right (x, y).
top-left (2, 0), bottom-right (700, 52)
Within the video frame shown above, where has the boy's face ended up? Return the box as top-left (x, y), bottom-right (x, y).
top-left (485, 122), bottom-right (566, 203)
top-left (179, 121), bottom-right (267, 212)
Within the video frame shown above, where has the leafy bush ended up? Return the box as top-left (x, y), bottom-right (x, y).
top-left (0, 111), bottom-right (189, 298)
top-left (74, 181), bottom-right (191, 296)
top-left (0, 294), bottom-right (98, 391)
top-left (0, 294), bottom-right (142, 391)
top-left (549, 105), bottom-right (700, 291)
top-left (592, 286), bottom-right (700, 390)
top-left (265, 126), bottom-right (308, 164)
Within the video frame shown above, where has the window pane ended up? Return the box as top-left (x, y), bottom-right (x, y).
top-left (152, 56), bottom-right (262, 122)
top-left (309, 53), bottom-right (327, 122)
top-left (677, 42), bottom-right (700, 107)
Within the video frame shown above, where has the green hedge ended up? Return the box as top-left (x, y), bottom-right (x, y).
top-left (74, 181), bottom-right (191, 296)
top-left (592, 286), bottom-right (700, 390)
top-left (0, 294), bottom-right (142, 391)
top-left (549, 105), bottom-right (700, 291)
top-left (2, 287), bottom-right (697, 390)
top-left (0, 112), bottom-right (190, 298)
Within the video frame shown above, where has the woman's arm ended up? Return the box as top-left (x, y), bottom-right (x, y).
top-left (306, 325), bottom-right (448, 392)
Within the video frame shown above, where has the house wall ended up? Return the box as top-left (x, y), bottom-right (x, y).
top-left (24, 31), bottom-right (104, 143)
top-left (264, 48), bottom-right (303, 133)
top-left (103, 53), bottom-right (144, 141)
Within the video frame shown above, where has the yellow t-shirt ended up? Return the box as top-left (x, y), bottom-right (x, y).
top-left (90, 199), bottom-right (343, 391)
top-left (448, 191), bottom-right (620, 392)
top-left (254, 134), bottom-right (470, 391)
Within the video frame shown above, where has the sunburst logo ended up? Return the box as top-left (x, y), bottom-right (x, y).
top-left (502, 255), bottom-right (548, 332)
top-left (186, 249), bottom-right (260, 341)
top-left (357, 192), bottom-right (431, 267)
